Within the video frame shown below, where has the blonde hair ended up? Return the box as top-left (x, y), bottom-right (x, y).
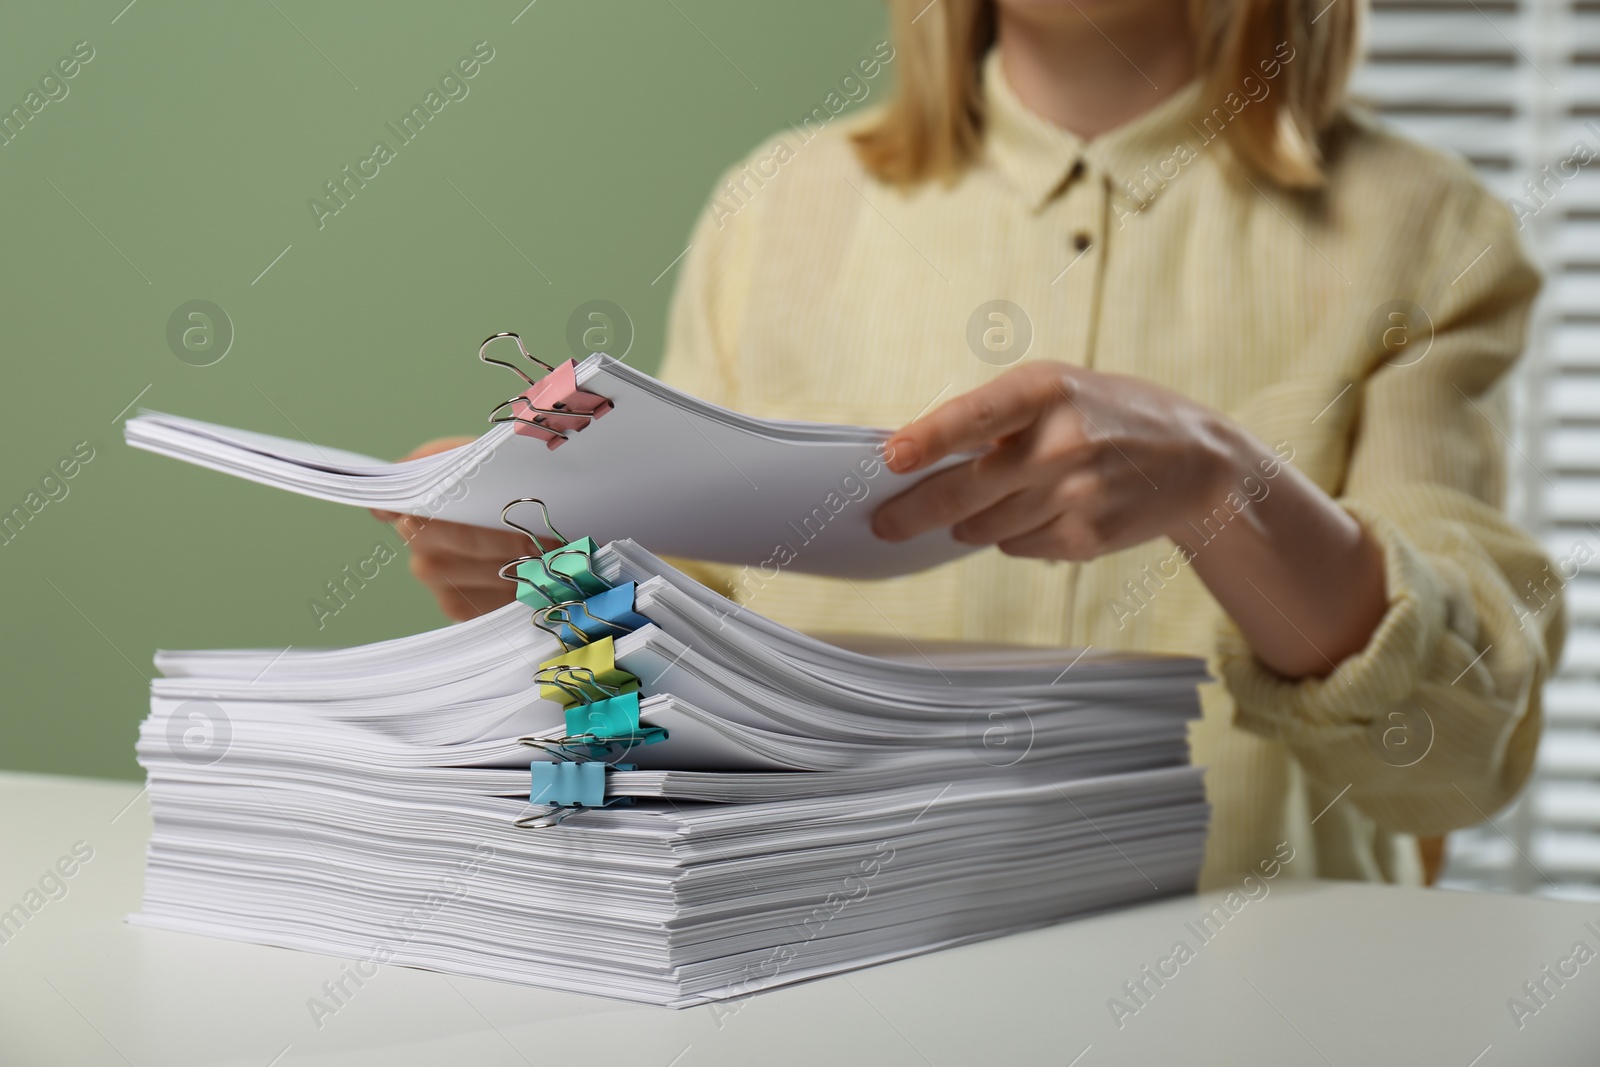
top-left (852, 0), bottom-right (1364, 189)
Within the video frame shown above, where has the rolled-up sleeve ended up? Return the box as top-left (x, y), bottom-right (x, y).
top-left (1217, 180), bottom-right (1564, 837)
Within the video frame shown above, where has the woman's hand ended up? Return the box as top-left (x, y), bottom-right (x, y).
top-left (372, 437), bottom-right (531, 622)
top-left (871, 362), bottom-right (1245, 559)
top-left (871, 362), bottom-right (1388, 680)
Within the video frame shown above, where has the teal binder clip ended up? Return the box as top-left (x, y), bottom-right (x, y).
top-left (566, 691), bottom-right (665, 746)
top-left (522, 671), bottom-right (667, 760)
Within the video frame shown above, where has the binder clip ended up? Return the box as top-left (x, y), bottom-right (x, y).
top-left (568, 691), bottom-right (664, 748)
top-left (503, 544), bottom-right (606, 607)
top-left (516, 670), bottom-right (663, 828)
top-left (498, 499), bottom-right (610, 609)
top-left (532, 760), bottom-right (606, 807)
top-left (535, 640), bottom-right (639, 706)
top-left (480, 332), bottom-right (613, 450)
top-left (533, 583), bottom-right (651, 650)
top-left (525, 667), bottom-right (666, 754)
top-left (515, 760), bottom-right (637, 828)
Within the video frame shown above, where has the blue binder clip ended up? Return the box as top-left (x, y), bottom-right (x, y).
top-left (539, 583), bottom-right (652, 648)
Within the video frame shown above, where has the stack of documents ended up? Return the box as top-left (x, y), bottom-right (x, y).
top-left (127, 340), bottom-right (1209, 1006)
top-left (132, 541), bottom-right (1209, 1006)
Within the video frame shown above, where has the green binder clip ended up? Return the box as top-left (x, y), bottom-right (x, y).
top-left (497, 498), bottom-right (610, 608)
top-left (513, 538), bottom-right (607, 604)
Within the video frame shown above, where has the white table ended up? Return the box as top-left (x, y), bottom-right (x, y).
top-left (2, 772), bottom-right (1596, 1066)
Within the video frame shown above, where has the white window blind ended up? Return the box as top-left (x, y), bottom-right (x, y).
top-left (1352, 0), bottom-right (1600, 897)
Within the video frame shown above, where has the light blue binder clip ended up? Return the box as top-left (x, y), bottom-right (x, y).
top-left (530, 761), bottom-right (605, 808)
top-left (520, 760), bottom-right (636, 828)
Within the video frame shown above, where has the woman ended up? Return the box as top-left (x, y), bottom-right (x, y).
top-left (386, 0), bottom-right (1562, 890)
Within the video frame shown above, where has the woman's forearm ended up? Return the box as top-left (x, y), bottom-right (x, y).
top-left (1171, 429), bottom-right (1389, 680)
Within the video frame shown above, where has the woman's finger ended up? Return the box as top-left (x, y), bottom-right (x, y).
top-left (884, 364), bottom-right (1069, 474)
top-left (408, 550), bottom-right (519, 589)
top-left (995, 508), bottom-right (1109, 561)
top-left (871, 452), bottom-right (1026, 542)
top-left (397, 436), bottom-right (479, 462)
top-left (394, 516), bottom-right (530, 560)
top-left (432, 582), bottom-right (517, 622)
top-left (371, 437), bottom-right (479, 525)
top-left (949, 462), bottom-right (1106, 545)
top-left (950, 487), bottom-right (1060, 546)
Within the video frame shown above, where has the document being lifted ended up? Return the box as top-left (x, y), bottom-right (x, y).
top-left (124, 334), bottom-right (974, 579)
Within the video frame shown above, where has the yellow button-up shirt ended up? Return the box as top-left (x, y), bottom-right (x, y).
top-left (657, 51), bottom-right (1561, 890)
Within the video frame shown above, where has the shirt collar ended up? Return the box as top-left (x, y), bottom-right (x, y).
top-left (981, 48), bottom-right (1205, 212)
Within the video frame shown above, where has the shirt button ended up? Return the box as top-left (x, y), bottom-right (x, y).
top-left (1069, 160), bottom-right (1085, 181)
top-left (1072, 232), bottom-right (1092, 252)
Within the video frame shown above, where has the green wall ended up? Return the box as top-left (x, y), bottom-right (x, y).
top-left (0, 0), bottom-right (888, 780)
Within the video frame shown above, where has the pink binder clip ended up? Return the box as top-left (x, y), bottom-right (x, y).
top-left (480, 332), bottom-right (615, 450)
